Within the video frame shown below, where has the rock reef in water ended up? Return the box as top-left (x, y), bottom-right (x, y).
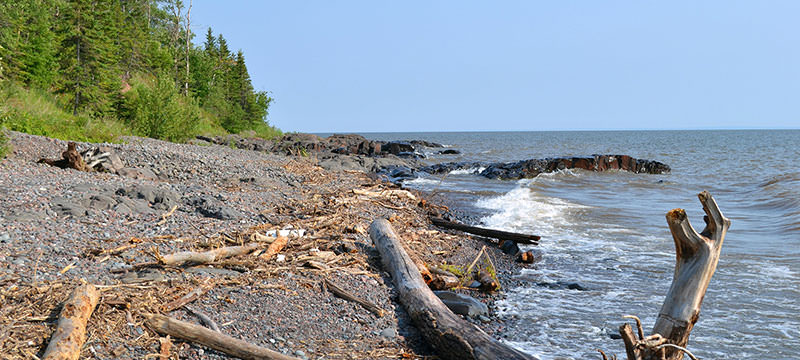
top-left (418, 154), bottom-right (670, 180)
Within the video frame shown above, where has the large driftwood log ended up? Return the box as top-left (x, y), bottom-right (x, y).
top-left (369, 218), bottom-right (533, 360)
top-left (430, 217), bottom-right (540, 244)
top-left (145, 313), bottom-right (299, 360)
top-left (42, 284), bottom-right (100, 360)
top-left (620, 191), bottom-right (730, 360)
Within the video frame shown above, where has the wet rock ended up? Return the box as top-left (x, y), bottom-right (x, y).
top-left (381, 142), bottom-right (415, 155)
top-left (434, 291), bottom-right (489, 318)
top-left (185, 194), bottom-right (241, 220)
top-left (420, 161), bottom-right (486, 175)
top-left (409, 140), bottom-right (444, 148)
top-left (536, 281), bottom-right (588, 291)
top-left (499, 240), bottom-right (521, 255)
top-left (439, 149), bottom-right (461, 155)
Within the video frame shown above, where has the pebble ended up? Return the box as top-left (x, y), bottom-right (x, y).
top-left (294, 350), bottom-right (307, 359)
top-left (379, 327), bottom-right (398, 339)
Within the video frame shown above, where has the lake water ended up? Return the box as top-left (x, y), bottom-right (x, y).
top-left (361, 130), bottom-right (800, 359)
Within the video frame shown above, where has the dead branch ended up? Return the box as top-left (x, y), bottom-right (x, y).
top-left (159, 243), bottom-right (264, 266)
top-left (431, 217), bottom-right (540, 244)
top-left (144, 313), bottom-right (299, 360)
top-left (162, 279), bottom-right (213, 312)
top-left (324, 279), bottom-right (384, 317)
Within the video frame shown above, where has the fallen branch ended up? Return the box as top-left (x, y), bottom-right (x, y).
top-left (145, 313), bottom-right (299, 360)
top-left (156, 205), bottom-right (179, 226)
top-left (159, 243), bottom-right (264, 266)
top-left (353, 188), bottom-right (417, 201)
top-left (162, 279), bottom-right (213, 312)
top-left (324, 279), bottom-right (384, 317)
top-left (369, 218), bottom-right (533, 360)
top-left (185, 306), bottom-right (221, 332)
top-left (430, 217), bottom-right (540, 244)
top-left (41, 284), bottom-right (100, 360)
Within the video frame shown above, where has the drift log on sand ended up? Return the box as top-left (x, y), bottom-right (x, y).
top-left (430, 217), bottom-right (540, 244)
top-left (42, 284), bottom-right (100, 360)
top-left (145, 313), bottom-right (299, 360)
top-left (619, 191), bottom-right (730, 360)
top-left (159, 243), bottom-right (264, 266)
top-left (369, 218), bottom-right (533, 360)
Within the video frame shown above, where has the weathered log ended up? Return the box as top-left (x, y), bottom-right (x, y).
top-left (41, 284), bottom-right (100, 360)
top-left (430, 217), bottom-right (540, 244)
top-left (369, 218), bottom-right (533, 360)
top-left (324, 279), bottom-right (384, 317)
top-left (160, 243), bottom-right (264, 266)
top-left (144, 313), bottom-right (299, 360)
top-left (620, 191), bottom-right (730, 360)
top-left (429, 274), bottom-right (460, 290)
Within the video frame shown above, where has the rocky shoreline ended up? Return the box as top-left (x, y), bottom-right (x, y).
top-left (0, 132), bottom-right (525, 360)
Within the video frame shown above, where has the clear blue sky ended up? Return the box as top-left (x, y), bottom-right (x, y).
top-left (191, 1), bottom-right (800, 133)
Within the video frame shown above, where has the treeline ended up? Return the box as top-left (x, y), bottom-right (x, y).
top-left (0, 0), bottom-right (279, 143)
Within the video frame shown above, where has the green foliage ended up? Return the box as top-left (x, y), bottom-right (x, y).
top-left (0, 1), bottom-right (279, 144)
top-left (121, 73), bottom-right (198, 142)
top-left (0, 128), bottom-right (9, 159)
top-left (0, 81), bottom-right (127, 143)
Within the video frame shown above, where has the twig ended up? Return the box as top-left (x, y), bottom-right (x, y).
top-left (655, 344), bottom-right (699, 360)
top-left (622, 315), bottom-right (644, 340)
top-left (185, 306), bottom-right (221, 332)
top-left (156, 205), bottom-right (179, 226)
top-left (323, 279), bottom-right (384, 317)
top-left (162, 278), bottom-right (213, 312)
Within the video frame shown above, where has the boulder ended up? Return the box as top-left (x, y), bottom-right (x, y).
top-left (381, 142), bottom-right (415, 155)
top-left (433, 291), bottom-right (489, 318)
top-left (439, 149), bottom-right (461, 155)
top-left (117, 167), bottom-right (159, 181)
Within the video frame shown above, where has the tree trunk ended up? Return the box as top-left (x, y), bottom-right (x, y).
top-left (621, 191), bottom-right (730, 360)
top-left (42, 284), bottom-right (100, 360)
top-left (369, 218), bottom-right (533, 360)
top-left (430, 217), bottom-right (540, 244)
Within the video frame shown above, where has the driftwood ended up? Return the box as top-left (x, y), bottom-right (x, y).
top-left (431, 217), bottom-right (540, 244)
top-left (38, 142), bottom-right (90, 172)
top-left (369, 218), bottom-right (532, 360)
top-left (258, 236), bottom-right (288, 260)
top-left (162, 279), bottom-right (213, 312)
top-left (619, 191), bottom-right (730, 360)
top-left (144, 313), bottom-right (299, 360)
top-left (159, 243), bottom-right (264, 266)
top-left (41, 284), bottom-right (100, 360)
top-left (324, 279), bottom-right (384, 317)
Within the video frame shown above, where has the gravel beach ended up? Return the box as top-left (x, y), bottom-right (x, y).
top-left (0, 131), bottom-right (525, 360)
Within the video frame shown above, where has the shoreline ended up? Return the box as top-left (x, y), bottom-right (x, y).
top-left (0, 131), bottom-right (526, 359)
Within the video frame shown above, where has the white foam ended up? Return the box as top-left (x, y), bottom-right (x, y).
top-left (475, 185), bottom-right (586, 236)
top-left (448, 167), bottom-right (486, 175)
top-left (403, 177), bottom-right (439, 186)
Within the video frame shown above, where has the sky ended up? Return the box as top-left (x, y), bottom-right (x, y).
top-left (191, 1), bottom-right (800, 133)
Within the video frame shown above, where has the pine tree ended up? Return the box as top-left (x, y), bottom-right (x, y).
top-left (19, 0), bottom-right (60, 89)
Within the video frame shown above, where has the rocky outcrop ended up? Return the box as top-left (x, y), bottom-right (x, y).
top-left (417, 154), bottom-right (670, 181)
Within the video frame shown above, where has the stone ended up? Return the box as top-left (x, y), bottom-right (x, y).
top-left (97, 146), bottom-right (125, 172)
top-left (433, 291), bottom-right (489, 318)
top-left (439, 149), bottom-right (461, 155)
top-left (499, 240), bottom-right (520, 255)
top-left (381, 142), bottom-right (415, 155)
top-left (117, 167), bottom-right (159, 181)
top-left (185, 194), bottom-right (241, 220)
top-left (51, 199), bottom-right (89, 217)
top-left (379, 327), bottom-right (398, 339)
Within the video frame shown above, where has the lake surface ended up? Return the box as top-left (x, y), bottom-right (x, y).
top-left (360, 130), bottom-right (800, 359)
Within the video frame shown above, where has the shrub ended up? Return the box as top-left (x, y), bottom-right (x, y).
top-left (121, 74), bottom-right (199, 142)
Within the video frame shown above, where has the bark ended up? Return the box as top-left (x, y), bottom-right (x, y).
top-left (41, 284), bottom-right (100, 360)
top-left (621, 191), bottom-right (730, 360)
top-left (430, 217), bottom-right (540, 244)
top-left (160, 243), bottom-right (264, 266)
top-left (145, 313), bottom-right (299, 360)
top-left (369, 218), bottom-right (533, 360)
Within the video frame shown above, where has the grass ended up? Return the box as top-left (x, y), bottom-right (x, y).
top-left (0, 81), bottom-right (129, 143)
top-left (0, 128), bottom-right (9, 159)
